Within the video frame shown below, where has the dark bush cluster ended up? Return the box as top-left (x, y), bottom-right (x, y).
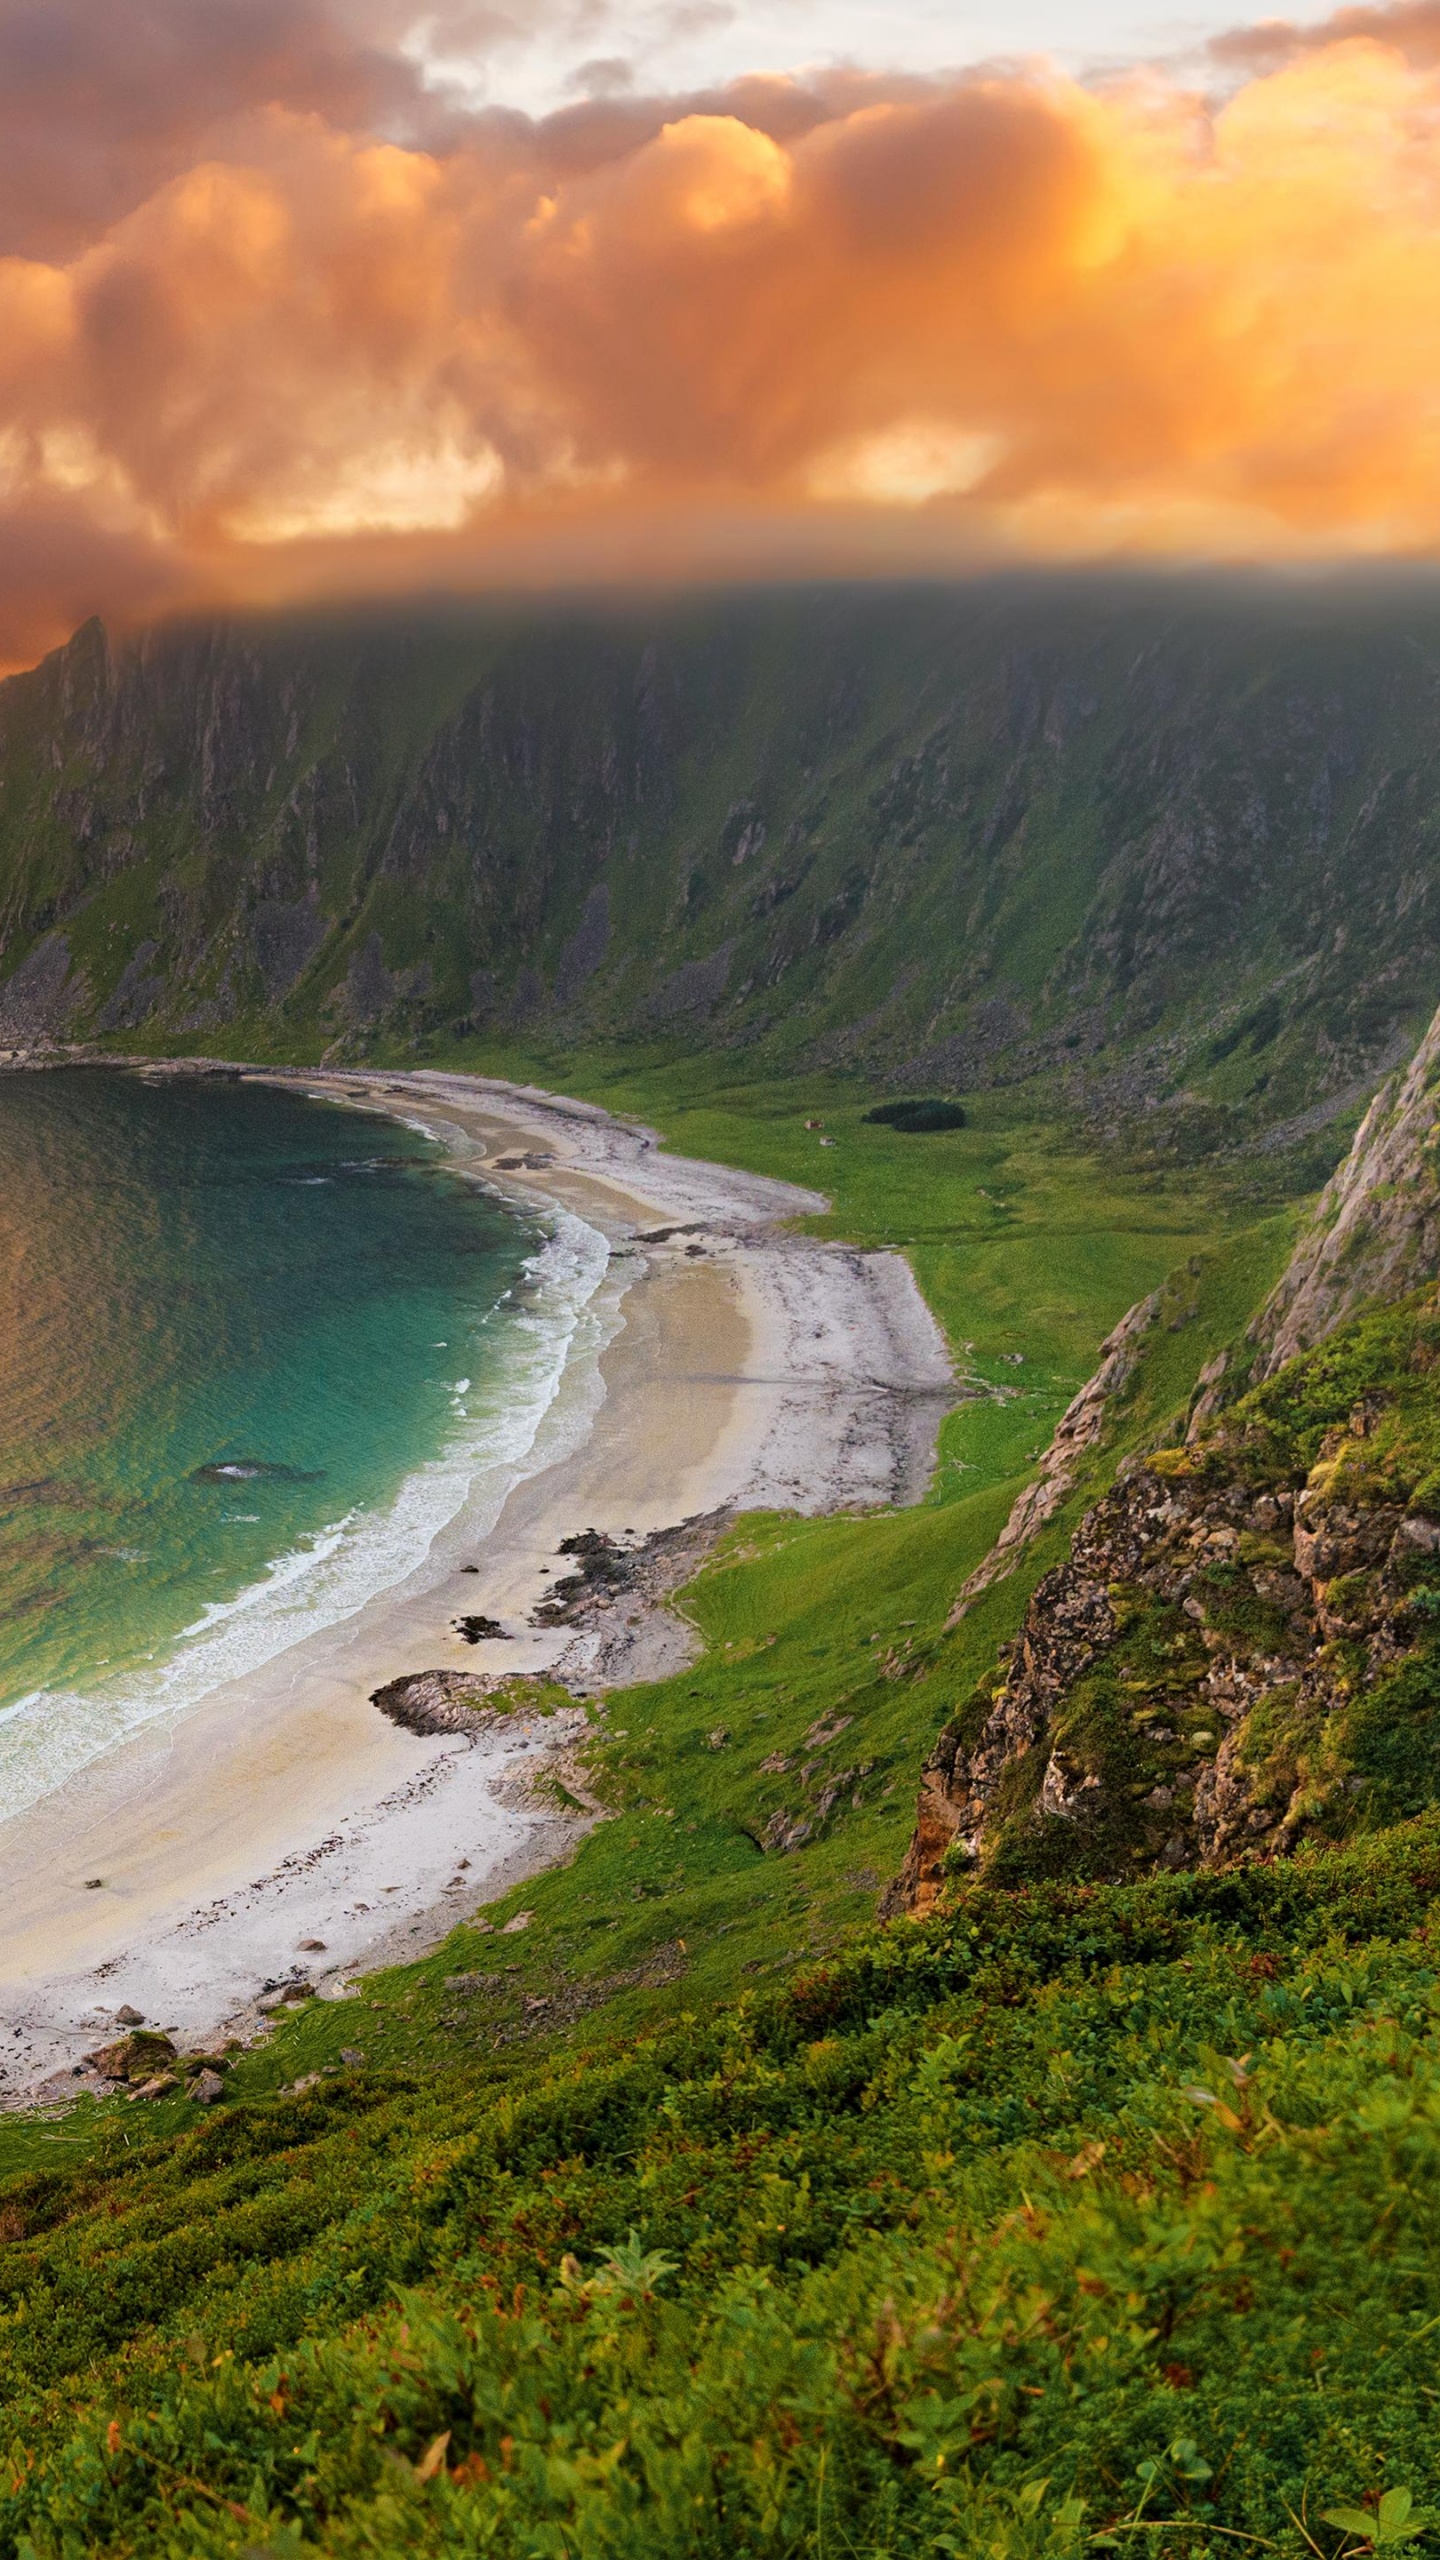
top-left (863, 1097), bottom-right (968, 1133)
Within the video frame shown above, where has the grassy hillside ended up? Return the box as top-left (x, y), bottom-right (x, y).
top-left (6, 1818), bottom-right (1440, 2554)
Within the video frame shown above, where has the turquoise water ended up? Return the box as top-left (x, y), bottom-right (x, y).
top-left (0, 1071), bottom-right (596, 1815)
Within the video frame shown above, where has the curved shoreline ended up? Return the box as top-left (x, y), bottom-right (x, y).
top-left (0, 1065), bottom-right (954, 2102)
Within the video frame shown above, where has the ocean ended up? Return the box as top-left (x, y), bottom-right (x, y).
top-left (0, 1070), bottom-right (607, 1821)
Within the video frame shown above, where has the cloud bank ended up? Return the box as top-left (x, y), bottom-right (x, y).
top-left (1, 0), bottom-right (1439, 665)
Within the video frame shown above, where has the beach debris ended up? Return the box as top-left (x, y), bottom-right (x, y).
top-left (454, 1613), bottom-right (508, 1642)
top-left (706, 1726), bottom-right (731, 1751)
top-left (459, 1564), bottom-right (480, 1573)
top-left (85, 2030), bottom-right (177, 2084)
top-left (115, 2004), bottom-right (145, 2026)
top-left (187, 2069), bottom-right (226, 2105)
top-left (83, 1878), bottom-right (103, 1890)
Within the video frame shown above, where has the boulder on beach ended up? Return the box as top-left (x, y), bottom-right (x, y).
top-left (454, 1613), bottom-right (508, 1643)
top-left (85, 2030), bottom-right (177, 2083)
top-left (371, 1668), bottom-right (504, 1737)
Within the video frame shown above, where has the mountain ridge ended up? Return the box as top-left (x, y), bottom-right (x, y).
top-left (3, 581), bottom-right (1440, 1164)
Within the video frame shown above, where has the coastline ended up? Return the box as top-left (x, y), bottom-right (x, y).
top-left (0, 1065), bottom-right (955, 2102)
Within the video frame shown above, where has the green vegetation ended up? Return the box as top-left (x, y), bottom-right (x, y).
top-left (9, 1826), bottom-right (1440, 2552)
top-left (1209, 1295), bottom-right (1440, 1506)
top-left (862, 1099), bottom-right (968, 1133)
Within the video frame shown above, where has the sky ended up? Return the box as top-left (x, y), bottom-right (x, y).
top-left (0, 0), bottom-right (1436, 667)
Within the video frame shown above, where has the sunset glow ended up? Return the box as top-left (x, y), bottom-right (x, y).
top-left (3, 0), bottom-right (1440, 663)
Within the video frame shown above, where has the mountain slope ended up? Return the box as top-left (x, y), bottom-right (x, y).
top-left (891, 989), bottom-right (1440, 1906)
top-left (4, 581), bottom-right (1440, 1152)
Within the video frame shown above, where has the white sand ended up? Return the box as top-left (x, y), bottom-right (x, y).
top-left (0, 1069), bottom-right (952, 2099)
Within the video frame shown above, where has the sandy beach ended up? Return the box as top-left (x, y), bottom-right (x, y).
top-left (0, 1068), bottom-right (954, 2099)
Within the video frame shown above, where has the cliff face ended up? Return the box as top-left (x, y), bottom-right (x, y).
top-left (1248, 1007), bottom-right (1440, 1375)
top-left (3, 582), bottom-right (1440, 1123)
top-left (889, 1391), bottom-right (1440, 1913)
top-left (889, 996), bottom-right (1440, 1916)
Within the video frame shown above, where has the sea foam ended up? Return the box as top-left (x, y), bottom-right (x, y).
top-left (0, 1199), bottom-right (613, 1826)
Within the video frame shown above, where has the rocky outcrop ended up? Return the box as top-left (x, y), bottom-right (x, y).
top-left (1251, 996), bottom-right (1440, 1377)
top-left (888, 1412), bottom-right (1440, 1914)
top-left (948, 1289), bottom-right (1160, 1620)
top-left (370, 1669), bottom-right (511, 1739)
top-left (0, 933), bottom-right (87, 1040)
top-left (889, 991), bottom-right (1440, 1918)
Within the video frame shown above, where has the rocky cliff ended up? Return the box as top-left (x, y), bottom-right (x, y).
top-left (1248, 1004), bottom-right (1440, 1375)
top-left (889, 997), bottom-right (1440, 1916)
top-left (3, 581), bottom-right (1440, 1137)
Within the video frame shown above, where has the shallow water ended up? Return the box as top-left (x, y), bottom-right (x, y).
top-left (0, 1071), bottom-right (597, 1818)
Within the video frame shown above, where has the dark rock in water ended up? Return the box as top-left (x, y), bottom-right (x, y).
top-left (191, 1458), bottom-right (325, 1484)
top-left (454, 1613), bottom-right (508, 1642)
top-left (371, 1669), bottom-right (506, 1738)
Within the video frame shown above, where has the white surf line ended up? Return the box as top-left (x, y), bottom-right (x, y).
top-left (0, 1166), bottom-right (614, 1832)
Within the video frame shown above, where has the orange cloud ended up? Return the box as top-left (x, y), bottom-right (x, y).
top-left (6, 7), bottom-right (1440, 666)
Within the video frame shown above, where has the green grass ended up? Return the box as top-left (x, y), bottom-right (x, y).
top-left (9, 1825), bottom-right (1440, 2552)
